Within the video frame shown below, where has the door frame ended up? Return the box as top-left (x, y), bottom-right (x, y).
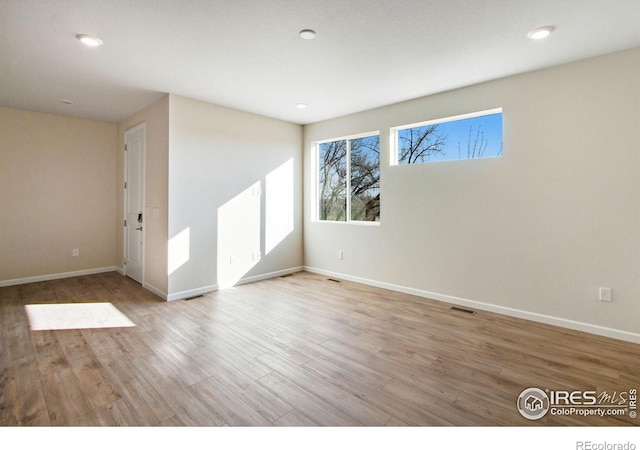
top-left (123, 122), bottom-right (146, 283)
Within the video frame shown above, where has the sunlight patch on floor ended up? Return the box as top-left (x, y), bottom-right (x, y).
top-left (24, 303), bottom-right (135, 331)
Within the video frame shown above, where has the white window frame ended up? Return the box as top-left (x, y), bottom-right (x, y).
top-left (314, 131), bottom-right (381, 225)
top-left (390, 108), bottom-right (503, 165)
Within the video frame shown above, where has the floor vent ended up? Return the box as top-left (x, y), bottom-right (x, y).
top-left (185, 294), bottom-right (204, 301)
top-left (327, 278), bottom-right (341, 283)
top-left (280, 274), bottom-right (293, 278)
top-left (450, 306), bottom-right (476, 315)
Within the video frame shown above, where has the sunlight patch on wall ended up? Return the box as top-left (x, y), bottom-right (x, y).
top-left (265, 158), bottom-right (294, 254)
top-left (168, 227), bottom-right (190, 275)
top-left (217, 181), bottom-right (261, 288)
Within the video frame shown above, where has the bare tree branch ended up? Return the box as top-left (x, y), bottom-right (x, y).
top-left (398, 124), bottom-right (446, 164)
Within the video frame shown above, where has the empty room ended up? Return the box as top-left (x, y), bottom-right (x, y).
top-left (1, 0), bottom-right (639, 445)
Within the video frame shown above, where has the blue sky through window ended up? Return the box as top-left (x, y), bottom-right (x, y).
top-left (397, 111), bottom-right (503, 163)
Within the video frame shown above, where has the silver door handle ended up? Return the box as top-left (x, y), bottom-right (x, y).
top-left (135, 227), bottom-right (142, 231)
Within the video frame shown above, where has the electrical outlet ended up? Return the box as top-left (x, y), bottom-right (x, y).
top-left (599, 287), bottom-right (612, 302)
top-left (72, 249), bottom-right (79, 257)
top-left (337, 250), bottom-right (343, 260)
top-left (229, 256), bottom-right (235, 265)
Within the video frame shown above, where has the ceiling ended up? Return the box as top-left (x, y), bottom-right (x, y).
top-left (1, 0), bottom-right (639, 125)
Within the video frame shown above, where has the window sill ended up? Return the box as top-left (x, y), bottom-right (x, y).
top-left (315, 220), bottom-right (380, 227)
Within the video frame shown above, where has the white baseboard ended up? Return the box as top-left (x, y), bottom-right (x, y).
top-left (0, 267), bottom-right (118, 288)
top-left (304, 266), bottom-right (640, 344)
top-left (142, 282), bottom-right (169, 300)
top-left (166, 266), bottom-right (306, 301)
top-left (166, 284), bottom-right (218, 302)
top-left (218, 266), bottom-right (305, 290)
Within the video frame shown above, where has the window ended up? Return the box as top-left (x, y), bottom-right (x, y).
top-left (317, 133), bottom-right (380, 222)
top-left (393, 109), bottom-right (503, 164)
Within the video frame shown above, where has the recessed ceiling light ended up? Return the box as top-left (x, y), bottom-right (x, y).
top-left (296, 103), bottom-right (308, 109)
top-left (76, 33), bottom-right (103, 47)
top-left (527, 26), bottom-right (555, 40)
top-left (60, 99), bottom-right (74, 105)
top-left (299, 29), bottom-right (316, 40)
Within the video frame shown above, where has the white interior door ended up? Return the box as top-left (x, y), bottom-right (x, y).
top-left (124, 124), bottom-right (145, 283)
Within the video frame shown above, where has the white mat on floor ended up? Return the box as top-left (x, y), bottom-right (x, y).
top-left (25, 302), bottom-right (135, 331)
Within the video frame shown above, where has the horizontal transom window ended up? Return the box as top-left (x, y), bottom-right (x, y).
top-left (392, 109), bottom-right (503, 165)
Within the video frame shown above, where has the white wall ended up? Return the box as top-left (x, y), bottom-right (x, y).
top-left (303, 47), bottom-right (640, 341)
top-left (0, 107), bottom-right (118, 284)
top-left (168, 95), bottom-right (303, 299)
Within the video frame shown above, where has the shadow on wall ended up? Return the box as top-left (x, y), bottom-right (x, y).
top-left (167, 158), bottom-right (295, 288)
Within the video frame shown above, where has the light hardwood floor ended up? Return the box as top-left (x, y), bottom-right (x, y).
top-left (1, 271), bottom-right (638, 426)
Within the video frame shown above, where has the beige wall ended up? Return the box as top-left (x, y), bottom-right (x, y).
top-left (168, 95), bottom-right (303, 299)
top-left (118, 94), bottom-right (304, 300)
top-left (0, 107), bottom-right (118, 282)
top-left (118, 95), bottom-right (170, 296)
top-left (303, 47), bottom-right (640, 341)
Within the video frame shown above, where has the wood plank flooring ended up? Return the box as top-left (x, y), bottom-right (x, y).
top-left (1, 271), bottom-right (639, 426)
